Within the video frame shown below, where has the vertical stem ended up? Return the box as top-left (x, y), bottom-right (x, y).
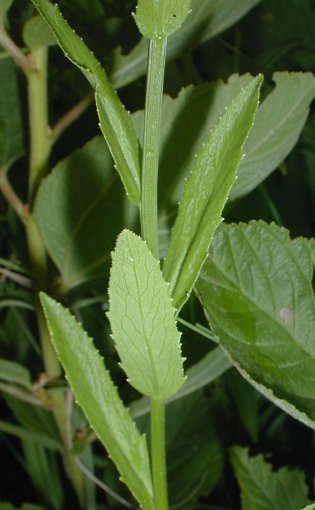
top-left (151, 398), bottom-right (168, 510)
top-left (26, 47), bottom-right (84, 505)
top-left (27, 47), bottom-right (51, 205)
top-left (141, 38), bottom-right (167, 259)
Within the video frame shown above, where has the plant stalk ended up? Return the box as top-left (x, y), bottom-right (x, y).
top-left (140, 38), bottom-right (167, 259)
top-left (151, 398), bottom-right (168, 510)
top-left (26, 46), bottom-right (85, 506)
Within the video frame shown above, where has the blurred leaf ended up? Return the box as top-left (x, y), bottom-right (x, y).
top-left (230, 446), bottom-right (310, 510)
top-left (299, 506), bottom-right (315, 510)
top-left (227, 370), bottom-right (259, 442)
top-left (230, 72), bottom-right (315, 200)
top-left (22, 441), bottom-right (63, 510)
top-left (31, 0), bottom-right (141, 203)
top-left (131, 346), bottom-right (231, 419)
top-left (0, 505), bottom-right (45, 510)
top-left (0, 420), bottom-right (61, 451)
top-left (163, 76), bottom-right (262, 311)
top-left (0, 359), bottom-right (31, 388)
top-left (0, 58), bottom-right (24, 172)
top-left (22, 15), bottom-right (56, 51)
top-left (110, 0), bottom-right (262, 89)
top-left (34, 136), bottom-right (124, 291)
top-left (108, 230), bottom-right (184, 399)
top-left (166, 391), bottom-right (223, 505)
top-left (0, 0), bottom-right (14, 20)
top-left (134, 0), bottom-right (192, 39)
top-left (196, 221), bottom-right (315, 428)
top-left (40, 293), bottom-right (154, 510)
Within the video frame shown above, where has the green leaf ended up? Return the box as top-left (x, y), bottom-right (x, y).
top-left (22, 15), bottom-right (56, 51)
top-left (0, 359), bottom-right (31, 388)
top-left (196, 221), bottom-right (315, 428)
top-left (0, 0), bottom-right (13, 19)
top-left (299, 505), bottom-right (315, 510)
top-left (163, 76), bottom-right (262, 311)
top-left (230, 446), bottom-right (310, 510)
top-left (110, 0), bottom-right (262, 89)
top-left (34, 136), bottom-right (124, 291)
top-left (131, 346), bottom-right (231, 419)
top-left (0, 420), bottom-right (61, 451)
top-left (108, 230), bottom-right (185, 399)
top-left (40, 293), bottom-right (154, 510)
top-left (0, 505), bottom-right (45, 510)
top-left (31, 0), bottom-right (141, 204)
top-left (230, 72), bottom-right (315, 200)
top-left (134, 0), bottom-right (192, 39)
top-left (0, 58), bottom-right (24, 172)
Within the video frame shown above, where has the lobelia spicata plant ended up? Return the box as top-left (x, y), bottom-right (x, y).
top-left (1, 0), bottom-right (315, 508)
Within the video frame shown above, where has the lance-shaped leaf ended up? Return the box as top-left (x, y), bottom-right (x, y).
top-left (230, 446), bottom-right (311, 510)
top-left (163, 75), bottom-right (262, 311)
top-left (31, 0), bottom-right (140, 204)
top-left (40, 293), bottom-right (154, 510)
top-left (134, 0), bottom-right (192, 39)
top-left (196, 221), bottom-right (315, 428)
top-left (108, 230), bottom-right (185, 400)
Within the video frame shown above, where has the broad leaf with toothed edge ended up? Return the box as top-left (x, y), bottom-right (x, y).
top-left (108, 230), bottom-right (185, 400)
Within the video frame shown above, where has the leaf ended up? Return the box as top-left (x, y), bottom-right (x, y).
top-left (31, 0), bottom-right (141, 204)
top-left (40, 293), bottom-right (154, 510)
top-left (134, 0), bottom-right (192, 39)
top-left (34, 136), bottom-right (124, 291)
top-left (196, 221), bottom-right (315, 428)
top-left (0, 420), bottom-right (61, 451)
top-left (230, 446), bottom-right (310, 510)
top-left (108, 230), bottom-right (185, 399)
top-left (299, 506), bottom-right (315, 510)
top-left (131, 346), bottom-right (231, 419)
top-left (22, 15), bottom-right (56, 51)
top-left (0, 57), bottom-right (24, 172)
top-left (166, 391), bottom-right (223, 504)
top-left (163, 76), bottom-right (262, 311)
top-left (110, 0), bottom-right (262, 89)
top-left (0, 0), bottom-right (13, 19)
top-left (230, 72), bottom-right (315, 200)
top-left (0, 359), bottom-right (31, 388)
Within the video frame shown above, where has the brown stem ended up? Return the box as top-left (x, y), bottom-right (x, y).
top-left (0, 26), bottom-right (30, 75)
top-left (0, 172), bottom-right (25, 220)
top-left (51, 92), bottom-right (94, 142)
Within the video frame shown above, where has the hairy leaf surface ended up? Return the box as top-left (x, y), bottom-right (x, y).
top-left (40, 293), bottom-right (154, 510)
top-left (163, 76), bottom-right (262, 311)
top-left (31, 0), bottom-right (140, 203)
top-left (230, 446), bottom-right (310, 510)
top-left (196, 221), bottom-right (315, 427)
top-left (108, 230), bottom-right (185, 399)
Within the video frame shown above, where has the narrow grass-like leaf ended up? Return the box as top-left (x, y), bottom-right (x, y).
top-left (0, 359), bottom-right (31, 388)
top-left (134, 0), bottom-right (192, 39)
top-left (31, 0), bottom-right (140, 204)
top-left (230, 446), bottom-right (310, 510)
top-left (40, 293), bottom-right (154, 510)
top-left (196, 221), bottom-right (315, 428)
top-left (163, 76), bottom-right (262, 311)
top-left (108, 230), bottom-right (185, 400)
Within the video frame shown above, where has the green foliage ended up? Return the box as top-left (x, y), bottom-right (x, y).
top-left (40, 293), bottom-right (154, 510)
top-left (34, 136), bottom-right (125, 290)
top-left (196, 221), bottom-right (315, 427)
top-left (0, 359), bottom-right (31, 388)
top-left (108, 230), bottom-right (184, 399)
top-left (163, 76), bottom-right (262, 310)
top-left (22, 15), bottom-right (56, 51)
top-left (134, 0), bottom-right (192, 39)
top-left (230, 446), bottom-right (311, 510)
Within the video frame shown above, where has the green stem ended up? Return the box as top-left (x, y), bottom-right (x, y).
top-left (27, 47), bottom-right (51, 205)
top-left (26, 47), bottom-right (85, 506)
top-left (151, 398), bottom-right (168, 510)
top-left (141, 38), bottom-right (167, 259)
